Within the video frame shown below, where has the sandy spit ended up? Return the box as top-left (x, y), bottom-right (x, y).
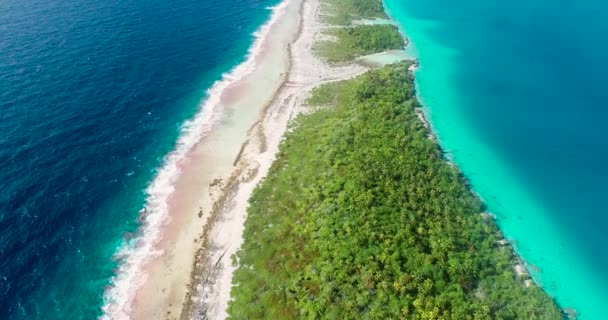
top-left (176, 0), bottom-right (370, 319)
top-left (108, 0), bottom-right (372, 319)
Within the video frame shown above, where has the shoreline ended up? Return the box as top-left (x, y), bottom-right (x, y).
top-left (100, 0), bottom-right (371, 318)
top-left (382, 4), bottom-right (569, 318)
top-left (100, 0), bottom-right (303, 318)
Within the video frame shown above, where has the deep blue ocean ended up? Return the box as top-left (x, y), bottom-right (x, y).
top-left (386, 0), bottom-right (608, 318)
top-left (0, 0), bottom-right (277, 318)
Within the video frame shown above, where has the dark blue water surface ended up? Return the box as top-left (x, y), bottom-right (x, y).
top-left (386, 0), bottom-right (608, 317)
top-left (0, 0), bottom-right (277, 318)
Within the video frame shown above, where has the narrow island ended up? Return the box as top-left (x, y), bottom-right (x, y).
top-left (179, 0), bottom-right (564, 319)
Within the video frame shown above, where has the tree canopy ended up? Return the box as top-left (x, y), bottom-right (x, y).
top-left (315, 25), bottom-right (404, 62)
top-left (322, 0), bottom-right (387, 25)
top-left (227, 63), bottom-right (562, 319)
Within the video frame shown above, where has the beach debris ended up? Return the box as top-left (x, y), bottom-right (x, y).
top-left (408, 60), bottom-right (419, 72)
top-left (497, 239), bottom-right (510, 246)
top-left (210, 178), bottom-right (223, 188)
top-left (563, 308), bottom-right (579, 320)
top-left (514, 264), bottom-right (528, 277)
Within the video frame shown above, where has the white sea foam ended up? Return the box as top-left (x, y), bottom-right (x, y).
top-left (99, 1), bottom-right (290, 319)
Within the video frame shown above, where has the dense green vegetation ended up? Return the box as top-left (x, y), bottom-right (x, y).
top-left (321, 0), bottom-right (387, 25)
top-left (227, 63), bottom-right (562, 319)
top-left (316, 0), bottom-right (403, 62)
top-left (315, 25), bottom-right (404, 62)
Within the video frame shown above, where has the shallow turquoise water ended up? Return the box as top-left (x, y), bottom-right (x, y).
top-left (385, 0), bottom-right (608, 318)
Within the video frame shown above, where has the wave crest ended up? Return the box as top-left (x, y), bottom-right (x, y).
top-left (99, 1), bottom-right (290, 319)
